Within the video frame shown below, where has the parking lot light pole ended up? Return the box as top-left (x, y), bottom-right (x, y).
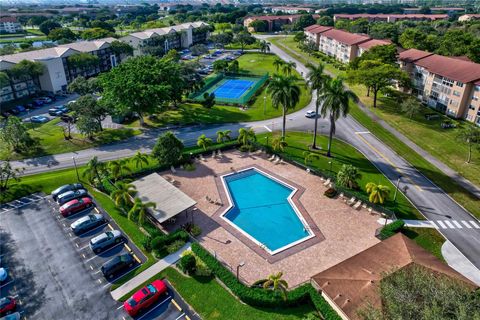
top-left (72, 156), bottom-right (80, 181)
top-left (263, 95), bottom-right (267, 116)
top-left (236, 261), bottom-right (245, 280)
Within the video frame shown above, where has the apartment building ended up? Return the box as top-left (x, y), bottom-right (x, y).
top-left (0, 16), bottom-right (22, 34)
top-left (458, 14), bottom-right (480, 22)
top-left (333, 13), bottom-right (448, 23)
top-left (244, 15), bottom-right (319, 33)
top-left (0, 38), bottom-right (119, 102)
top-left (403, 7), bottom-right (465, 16)
top-left (120, 22), bottom-right (210, 57)
top-left (399, 49), bottom-right (480, 125)
top-left (269, 6), bottom-right (315, 14)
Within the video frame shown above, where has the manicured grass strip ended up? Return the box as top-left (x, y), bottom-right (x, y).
top-left (401, 227), bottom-right (446, 261)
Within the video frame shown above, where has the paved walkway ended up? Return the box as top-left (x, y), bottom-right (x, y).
top-left (110, 243), bottom-right (191, 301)
top-left (442, 241), bottom-right (480, 286)
top-left (378, 218), bottom-right (480, 230)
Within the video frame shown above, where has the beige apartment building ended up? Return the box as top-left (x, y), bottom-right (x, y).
top-left (399, 49), bottom-right (480, 125)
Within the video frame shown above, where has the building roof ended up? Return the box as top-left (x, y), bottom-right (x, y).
top-left (320, 28), bottom-right (371, 46)
top-left (270, 6), bottom-right (313, 11)
top-left (311, 233), bottom-right (477, 320)
top-left (334, 13), bottom-right (448, 20)
top-left (358, 38), bottom-right (392, 50)
top-left (398, 48), bottom-right (434, 63)
top-left (304, 24), bottom-right (333, 34)
top-left (0, 47), bottom-right (75, 64)
top-left (131, 173), bottom-right (197, 224)
top-left (59, 38), bottom-right (115, 52)
top-left (245, 14), bottom-right (319, 22)
top-left (125, 21), bottom-right (208, 40)
top-left (0, 16), bottom-right (18, 23)
top-left (414, 52), bottom-right (480, 83)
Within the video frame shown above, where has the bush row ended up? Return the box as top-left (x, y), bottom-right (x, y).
top-left (151, 229), bottom-right (189, 251)
top-left (191, 243), bottom-right (341, 319)
top-left (379, 220), bottom-right (405, 240)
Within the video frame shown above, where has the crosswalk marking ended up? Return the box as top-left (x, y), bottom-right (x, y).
top-left (461, 221), bottom-right (473, 228)
top-left (452, 221), bottom-right (462, 228)
top-left (444, 220), bottom-right (455, 228)
top-left (470, 221), bottom-right (480, 229)
top-left (436, 221), bottom-right (447, 229)
top-left (429, 221), bottom-right (439, 229)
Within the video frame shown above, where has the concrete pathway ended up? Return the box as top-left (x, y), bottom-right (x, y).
top-left (110, 243), bottom-right (191, 301)
top-left (442, 241), bottom-right (480, 286)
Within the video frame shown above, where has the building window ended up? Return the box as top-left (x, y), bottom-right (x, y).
top-left (456, 81), bottom-right (464, 87)
top-left (453, 90), bottom-right (460, 97)
top-left (475, 86), bottom-right (480, 92)
top-left (469, 105), bottom-right (476, 110)
top-left (442, 78), bottom-right (454, 87)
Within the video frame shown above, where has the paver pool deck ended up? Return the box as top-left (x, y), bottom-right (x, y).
top-left (162, 150), bottom-right (380, 287)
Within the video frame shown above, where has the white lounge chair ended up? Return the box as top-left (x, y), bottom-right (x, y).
top-left (170, 166), bottom-right (176, 174)
top-left (353, 201), bottom-right (362, 210)
top-left (323, 178), bottom-right (331, 186)
top-left (268, 154), bottom-right (276, 161)
top-left (212, 150), bottom-right (216, 158)
top-left (218, 149), bottom-right (223, 156)
top-left (274, 157), bottom-right (281, 165)
top-left (347, 197), bottom-right (356, 206)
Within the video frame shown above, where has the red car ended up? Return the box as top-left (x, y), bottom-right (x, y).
top-left (0, 297), bottom-right (16, 316)
top-left (60, 197), bottom-right (94, 217)
top-left (123, 279), bottom-right (167, 316)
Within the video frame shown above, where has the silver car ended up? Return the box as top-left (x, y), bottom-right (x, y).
top-left (70, 214), bottom-right (105, 235)
top-left (90, 230), bottom-right (125, 254)
top-left (57, 189), bottom-right (89, 205)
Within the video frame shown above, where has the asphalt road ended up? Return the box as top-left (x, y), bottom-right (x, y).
top-left (7, 40), bottom-right (480, 275)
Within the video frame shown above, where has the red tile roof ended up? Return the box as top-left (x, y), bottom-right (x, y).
top-left (415, 54), bottom-right (480, 83)
top-left (334, 13), bottom-right (448, 20)
top-left (0, 17), bottom-right (18, 23)
top-left (358, 38), bottom-right (392, 50)
top-left (320, 29), bottom-right (371, 46)
top-left (245, 14), bottom-right (319, 22)
top-left (304, 24), bottom-right (333, 34)
top-left (398, 48), bottom-right (434, 63)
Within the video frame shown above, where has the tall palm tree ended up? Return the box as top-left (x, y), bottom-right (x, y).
top-left (259, 40), bottom-right (270, 54)
top-left (282, 61), bottom-right (296, 76)
top-left (271, 137), bottom-right (288, 152)
top-left (216, 130), bottom-right (232, 143)
top-left (366, 182), bottom-right (390, 204)
top-left (237, 128), bottom-right (256, 147)
top-left (318, 77), bottom-right (358, 157)
top-left (273, 58), bottom-right (285, 73)
top-left (132, 151), bottom-right (149, 169)
top-left (456, 126), bottom-right (480, 163)
top-left (128, 198), bottom-right (156, 226)
top-left (306, 63), bottom-right (329, 149)
top-left (82, 156), bottom-right (104, 184)
top-left (253, 272), bottom-right (289, 301)
top-left (108, 159), bottom-right (132, 181)
top-left (267, 75), bottom-right (301, 140)
top-left (111, 182), bottom-right (137, 208)
top-left (197, 134), bottom-right (213, 151)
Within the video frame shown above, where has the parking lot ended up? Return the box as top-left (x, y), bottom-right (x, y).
top-left (1, 193), bottom-right (199, 320)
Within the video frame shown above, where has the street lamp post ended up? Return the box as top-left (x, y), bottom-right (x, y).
top-left (72, 156), bottom-right (80, 181)
top-left (328, 161), bottom-right (333, 173)
top-left (236, 261), bottom-right (245, 280)
top-left (263, 95), bottom-right (267, 117)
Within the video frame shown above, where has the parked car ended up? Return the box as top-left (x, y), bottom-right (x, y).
top-left (0, 312), bottom-right (21, 320)
top-left (0, 268), bottom-right (7, 282)
top-left (8, 108), bottom-right (19, 115)
top-left (57, 189), bottom-right (89, 205)
top-left (30, 115), bottom-right (50, 124)
top-left (101, 253), bottom-right (134, 279)
top-left (59, 197), bottom-right (94, 217)
top-left (70, 213), bottom-right (105, 235)
top-left (305, 110), bottom-right (317, 118)
top-left (0, 111), bottom-right (11, 118)
top-left (51, 183), bottom-right (84, 200)
top-left (66, 100), bottom-right (76, 106)
top-left (13, 105), bottom-right (26, 113)
top-left (123, 280), bottom-right (168, 316)
top-left (0, 297), bottom-right (16, 316)
top-left (48, 108), bottom-right (64, 116)
top-left (39, 97), bottom-right (52, 104)
top-left (90, 230), bottom-right (125, 254)
top-left (33, 99), bottom-right (44, 106)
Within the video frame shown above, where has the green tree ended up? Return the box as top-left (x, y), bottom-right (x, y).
top-left (401, 97), bottom-right (422, 119)
top-left (67, 76), bottom-right (99, 95)
top-left (0, 116), bottom-right (34, 153)
top-left (8, 59), bottom-right (45, 80)
top-left (467, 39), bottom-right (480, 63)
top-left (197, 134), bottom-right (213, 151)
top-left (259, 40), bottom-right (270, 54)
top-left (180, 254), bottom-right (197, 274)
top-left (336, 164), bottom-right (361, 189)
top-left (368, 22), bottom-right (398, 43)
top-left (39, 20), bottom-right (61, 36)
top-left (201, 92), bottom-right (216, 108)
top-left (110, 40), bottom-right (134, 57)
top-left (318, 77), bottom-right (358, 157)
top-left (164, 49), bottom-right (181, 62)
top-left (292, 15), bottom-right (316, 31)
top-left (399, 28), bottom-right (428, 50)
top-left (267, 75), bottom-right (301, 140)
top-left (108, 159), bottom-right (132, 182)
top-left (456, 126), bottom-right (480, 164)
top-left (350, 44), bottom-right (398, 69)
top-left (48, 28), bottom-right (77, 41)
top-left (128, 198), bottom-right (156, 226)
top-left (227, 60), bottom-right (239, 73)
top-left (271, 137), bottom-right (288, 152)
top-left (273, 58), bottom-right (285, 73)
top-left (306, 63), bottom-right (329, 149)
top-left (436, 30), bottom-right (474, 57)
top-left (253, 272), bottom-right (289, 301)
top-left (234, 32), bottom-right (255, 52)
top-left (68, 53), bottom-right (100, 72)
top-left (132, 151), bottom-right (150, 169)
top-left (293, 31), bottom-right (307, 43)
top-left (216, 130), bottom-right (231, 143)
top-left (70, 94), bottom-right (107, 132)
top-left (249, 20), bottom-right (267, 32)
top-left (366, 182), bottom-right (390, 204)
top-left (282, 61), bottom-right (296, 76)
top-left (0, 72), bottom-right (9, 88)
top-left (111, 182), bottom-right (136, 208)
top-left (237, 128), bottom-right (256, 147)
top-left (81, 27), bottom-right (114, 40)
top-left (213, 59), bottom-right (229, 73)
top-left (152, 131), bottom-right (184, 165)
top-left (303, 151), bottom-right (320, 165)
top-left (82, 156), bottom-right (105, 184)
top-left (349, 18), bottom-right (369, 34)
top-left (317, 16), bottom-right (334, 26)
top-left (0, 161), bottom-right (23, 192)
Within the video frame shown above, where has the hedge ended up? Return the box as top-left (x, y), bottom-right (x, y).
top-left (191, 243), bottom-right (341, 319)
top-left (379, 220), bottom-right (405, 240)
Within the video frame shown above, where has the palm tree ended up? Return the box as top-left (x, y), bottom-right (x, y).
top-left (282, 61), bottom-right (296, 76)
top-left (132, 151), bottom-right (149, 169)
top-left (237, 128), bottom-right (256, 147)
top-left (336, 164), bottom-right (361, 189)
top-left (82, 156), bottom-right (104, 184)
top-left (271, 137), bottom-right (288, 152)
top-left (216, 130), bottom-right (232, 143)
top-left (197, 134), bottom-right (213, 151)
top-left (267, 75), bottom-right (301, 140)
top-left (108, 159), bottom-right (132, 181)
top-left (456, 126), bottom-right (480, 163)
top-left (306, 63), bottom-right (329, 149)
top-left (111, 182), bottom-right (137, 208)
top-left (128, 198), bottom-right (156, 226)
top-left (366, 182), bottom-right (390, 204)
top-left (253, 272), bottom-right (289, 301)
top-left (259, 40), bottom-right (270, 54)
top-left (318, 77), bottom-right (358, 157)
top-left (273, 58), bottom-right (285, 73)
top-left (303, 151), bottom-right (320, 165)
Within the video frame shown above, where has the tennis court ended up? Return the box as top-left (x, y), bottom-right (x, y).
top-left (213, 79), bottom-right (255, 99)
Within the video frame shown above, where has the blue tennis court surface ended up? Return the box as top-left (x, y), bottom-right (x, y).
top-left (213, 79), bottom-right (254, 99)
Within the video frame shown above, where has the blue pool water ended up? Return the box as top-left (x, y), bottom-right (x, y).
top-left (213, 79), bottom-right (254, 99)
top-left (223, 169), bottom-right (310, 252)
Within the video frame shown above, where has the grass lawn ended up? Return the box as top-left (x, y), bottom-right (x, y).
top-left (119, 267), bottom-right (317, 320)
top-left (268, 36), bottom-right (480, 219)
top-left (0, 118), bottom-right (141, 161)
top-left (259, 131), bottom-right (421, 220)
top-left (401, 227), bottom-right (446, 261)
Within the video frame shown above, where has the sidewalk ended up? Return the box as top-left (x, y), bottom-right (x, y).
top-left (377, 218), bottom-right (435, 228)
top-left (442, 241), bottom-right (480, 286)
top-left (111, 242), bottom-right (191, 301)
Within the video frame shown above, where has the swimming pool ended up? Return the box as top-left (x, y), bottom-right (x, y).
top-left (222, 168), bottom-right (313, 254)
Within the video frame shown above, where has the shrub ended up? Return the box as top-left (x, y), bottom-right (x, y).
top-left (166, 240), bottom-right (186, 253)
top-left (324, 188), bottom-right (337, 198)
top-left (179, 254), bottom-right (197, 274)
top-left (379, 220), bottom-right (405, 240)
top-left (151, 236), bottom-right (167, 250)
top-left (141, 236), bottom-right (152, 252)
top-left (185, 223), bottom-right (202, 236)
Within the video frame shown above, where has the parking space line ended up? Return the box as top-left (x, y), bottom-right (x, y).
top-left (107, 224), bottom-right (114, 230)
top-left (133, 254), bottom-right (141, 264)
top-left (136, 296), bottom-right (172, 320)
top-left (0, 280), bottom-right (13, 288)
top-left (94, 207), bottom-right (100, 213)
top-left (124, 244), bottom-right (132, 252)
top-left (185, 316), bottom-right (191, 320)
top-left (172, 299), bottom-right (182, 311)
top-left (102, 264), bottom-right (142, 286)
top-left (175, 313), bottom-right (186, 320)
top-left (89, 265), bottom-right (94, 270)
top-left (116, 305), bottom-right (124, 310)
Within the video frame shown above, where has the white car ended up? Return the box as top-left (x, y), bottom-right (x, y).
top-left (0, 267), bottom-right (7, 282)
top-left (305, 110), bottom-right (317, 118)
